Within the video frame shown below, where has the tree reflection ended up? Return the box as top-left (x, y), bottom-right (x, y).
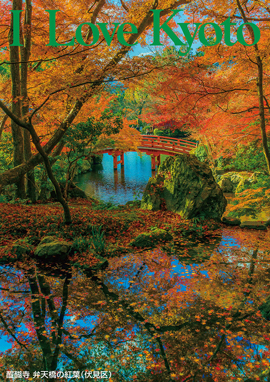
top-left (0, 233), bottom-right (270, 381)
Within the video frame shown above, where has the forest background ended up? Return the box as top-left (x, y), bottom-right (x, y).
top-left (0, 0), bottom-right (270, 219)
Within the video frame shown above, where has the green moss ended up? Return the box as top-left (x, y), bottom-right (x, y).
top-left (142, 155), bottom-right (226, 220)
top-left (129, 228), bottom-right (173, 248)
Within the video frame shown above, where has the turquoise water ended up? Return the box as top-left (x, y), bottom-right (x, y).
top-left (75, 152), bottom-right (167, 204)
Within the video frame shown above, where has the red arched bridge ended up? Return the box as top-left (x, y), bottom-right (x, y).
top-left (95, 135), bottom-right (197, 170)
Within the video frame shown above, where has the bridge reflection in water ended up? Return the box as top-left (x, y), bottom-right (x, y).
top-left (76, 136), bottom-right (197, 204)
top-left (96, 135), bottom-right (197, 170)
top-left (76, 152), bottom-right (155, 204)
top-left (113, 165), bottom-right (125, 192)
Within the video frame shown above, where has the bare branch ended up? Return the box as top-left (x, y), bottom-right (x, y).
top-left (0, 100), bottom-right (29, 129)
top-left (120, 0), bottom-right (129, 12)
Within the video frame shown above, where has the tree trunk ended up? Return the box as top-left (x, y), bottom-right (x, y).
top-left (27, 268), bottom-right (54, 371)
top-left (24, 130), bottom-right (37, 201)
top-left (28, 123), bottom-right (72, 224)
top-left (256, 56), bottom-right (270, 174)
top-left (38, 142), bottom-right (65, 201)
top-left (9, 0), bottom-right (26, 199)
top-left (236, 0), bottom-right (270, 175)
top-left (0, 0), bottom-right (187, 192)
top-left (21, 0), bottom-right (36, 202)
top-left (0, 115), bottom-right (8, 141)
top-left (38, 169), bottom-right (49, 202)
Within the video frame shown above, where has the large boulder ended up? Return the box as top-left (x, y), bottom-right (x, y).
top-left (141, 155), bottom-right (227, 220)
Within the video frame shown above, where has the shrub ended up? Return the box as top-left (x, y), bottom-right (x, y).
top-left (91, 226), bottom-right (105, 255)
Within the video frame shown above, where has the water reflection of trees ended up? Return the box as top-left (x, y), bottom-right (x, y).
top-left (0, 238), bottom-right (270, 381)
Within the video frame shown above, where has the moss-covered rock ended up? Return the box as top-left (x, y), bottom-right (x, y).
top-left (39, 236), bottom-right (56, 245)
top-left (104, 245), bottom-right (128, 257)
top-left (90, 253), bottom-right (108, 271)
top-left (34, 236), bottom-right (73, 261)
top-left (141, 175), bottom-right (164, 211)
top-left (67, 183), bottom-right (88, 199)
top-left (248, 172), bottom-right (262, 184)
top-left (129, 228), bottom-right (173, 248)
top-left (222, 216), bottom-right (241, 226)
top-left (240, 221), bottom-right (267, 230)
top-left (217, 171), bottom-right (255, 193)
top-left (141, 155), bottom-right (227, 220)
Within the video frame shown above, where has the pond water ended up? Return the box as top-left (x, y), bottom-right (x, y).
top-left (1, 227), bottom-right (269, 381)
top-left (0, 152), bottom-right (269, 380)
top-left (75, 152), bottom-right (166, 204)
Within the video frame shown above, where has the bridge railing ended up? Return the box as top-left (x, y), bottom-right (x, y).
top-left (82, 135), bottom-right (197, 156)
top-left (139, 135), bottom-right (197, 154)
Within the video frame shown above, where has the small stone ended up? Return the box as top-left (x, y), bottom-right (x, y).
top-left (129, 228), bottom-right (173, 248)
top-left (240, 221), bottom-right (267, 230)
top-left (35, 239), bottom-right (73, 261)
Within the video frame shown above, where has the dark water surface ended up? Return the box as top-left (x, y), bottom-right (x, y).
top-left (1, 230), bottom-right (269, 381)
